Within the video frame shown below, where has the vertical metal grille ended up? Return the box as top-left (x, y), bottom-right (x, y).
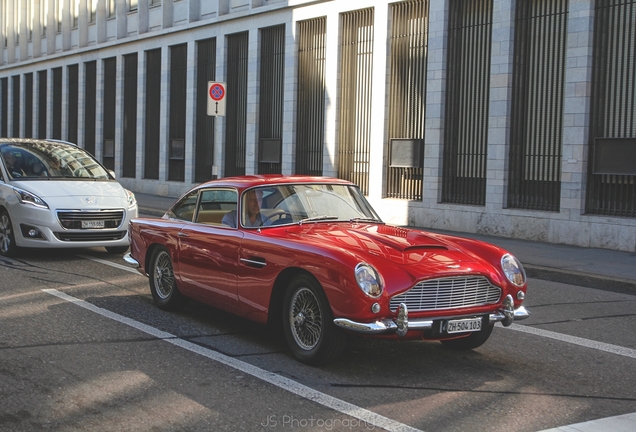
top-left (38, 71), bottom-right (47, 139)
top-left (169, 44), bottom-right (187, 182)
top-left (103, 58), bottom-right (117, 170)
top-left (508, 0), bottom-right (568, 212)
top-left (258, 25), bottom-right (285, 175)
top-left (195, 38), bottom-right (216, 183)
top-left (225, 32), bottom-right (249, 177)
top-left (442, 0), bottom-right (492, 205)
top-left (84, 62), bottom-right (97, 155)
top-left (67, 64), bottom-right (78, 144)
top-left (296, 17), bottom-right (326, 176)
top-left (338, 8), bottom-right (374, 195)
top-left (587, 0), bottom-right (636, 217)
top-left (24, 73), bottom-right (33, 138)
top-left (386, 0), bottom-right (429, 200)
top-left (12, 75), bottom-right (20, 137)
top-left (123, 54), bottom-right (137, 178)
top-left (1, 78), bottom-right (7, 137)
top-left (52, 68), bottom-right (62, 140)
top-left (144, 49), bottom-right (161, 180)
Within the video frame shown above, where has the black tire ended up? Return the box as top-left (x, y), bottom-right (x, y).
top-left (440, 322), bottom-right (495, 350)
top-left (0, 210), bottom-right (20, 257)
top-left (148, 247), bottom-right (187, 311)
top-left (282, 274), bottom-right (347, 365)
top-left (105, 246), bottom-right (129, 254)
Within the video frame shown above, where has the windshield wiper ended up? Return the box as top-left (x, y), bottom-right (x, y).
top-left (349, 217), bottom-right (383, 223)
top-left (299, 215), bottom-right (339, 224)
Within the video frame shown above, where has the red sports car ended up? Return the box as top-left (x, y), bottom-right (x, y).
top-left (124, 175), bottom-right (530, 365)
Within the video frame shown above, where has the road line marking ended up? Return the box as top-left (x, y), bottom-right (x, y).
top-left (78, 254), bottom-right (142, 274)
top-left (506, 323), bottom-right (636, 360)
top-left (42, 289), bottom-right (421, 432)
top-left (80, 254), bottom-right (636, 362)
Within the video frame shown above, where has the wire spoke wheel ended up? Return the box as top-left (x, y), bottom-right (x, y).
top-left (289, 287), bottom-right (323, 350)
top-left (153, 251), bottom-right (175, 300)
top-left (282, 275), bottom-right (347, 365)
top-left (149, 247), bottom-right (186, 311)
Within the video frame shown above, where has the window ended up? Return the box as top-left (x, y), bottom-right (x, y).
top-left (89, 0), bottom-right (97, 23)
top-left (129, 0), bottom-right (138, 12)
top-left (195, 189), bottom-right (238, 226)
top-left (108, 0), bottom-right (116, 18)
top-left (167, 191), bottom-right (200, 221)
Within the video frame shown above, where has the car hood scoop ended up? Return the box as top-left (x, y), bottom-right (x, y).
top-left (292, 223), bottom-right (481, 267)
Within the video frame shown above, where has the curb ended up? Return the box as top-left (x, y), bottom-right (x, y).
top-left (524, 264), bottom-right (636, 294)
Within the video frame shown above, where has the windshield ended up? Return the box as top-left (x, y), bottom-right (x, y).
top-left (0, 141), bottom-right (112, 180)
top-left (244, 183), bottom-right (383, 228)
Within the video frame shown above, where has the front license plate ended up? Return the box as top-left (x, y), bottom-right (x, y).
top-left (81, 220), bottom-right (105, 229)
top-left (446, 318), bottom-right (482, 334)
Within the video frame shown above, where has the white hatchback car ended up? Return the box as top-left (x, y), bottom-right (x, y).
top-left (0, 138), bottom-right (138, 257)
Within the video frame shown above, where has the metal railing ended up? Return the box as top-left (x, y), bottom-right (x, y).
top-left (586, 0), bottom-right (636, 217)
top-left (338, 8), bottom-right (374, 195)
top-left (295, 17), bottom-right (326, 176)
top-left (195, 38), bottom-right (217, 183)
top-left (144, 49), bottom-right (161, 180)
top-left (52, 67), bottom-right (63, 141)
top-left (225, 31), bottom-right (249, 178)
top-left (123, 54), bottom-right (137, 178)
top-left (84, 61), bottom-right (97, 155)
top-left (258, 24), bottom-right (285, 175)
top-left (168, 44), bottom-right (187, 182)
top-left (386, 0), bottom-right (429, 201)
top-left (102, 59), bottom-right (116, 170)
top-left (442, 0), bottom-right (492, 206)
top-left (67, 65), bottom-right (78, 145)
top-left (508, 0), bottom-right (568, 212)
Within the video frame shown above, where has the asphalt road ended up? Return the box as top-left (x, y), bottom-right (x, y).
top-left (1, 247), bottom-right (635, 432)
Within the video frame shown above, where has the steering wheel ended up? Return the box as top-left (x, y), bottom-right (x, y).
top-left (262, 209), bottom-right (292, 224)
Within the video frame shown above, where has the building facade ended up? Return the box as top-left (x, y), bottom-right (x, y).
top-left (1, 0), bottom-right (635, 251)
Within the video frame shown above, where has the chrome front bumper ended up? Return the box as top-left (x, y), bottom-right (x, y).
top-left (333, 295), bottom-right (530, 336)
top-left (123, 252), bottom-right (140, 268)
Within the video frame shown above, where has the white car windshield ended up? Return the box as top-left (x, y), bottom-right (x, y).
top-left (1, 141), bottom-right (112, 180)
top-left (247, 183), bottom-right (383, 228)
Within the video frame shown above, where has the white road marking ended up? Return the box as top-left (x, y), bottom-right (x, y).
top-left (83, 253), bottom-right (636, 361)
top-left (42, 288), bottom-right (422, 432)
top-left (79, 254), bottom-right (142, 274)
top-left (506, 323), bottom-right (636, 360)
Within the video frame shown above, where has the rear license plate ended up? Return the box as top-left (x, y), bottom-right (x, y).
top-left (81, 220), bottom-right (105, 229)
top-left (446, 318), bottom-right (482, 334)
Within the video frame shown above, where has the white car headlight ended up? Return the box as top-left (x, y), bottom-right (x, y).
top-left (125, 189), bottom-right (137, 208)
top-left (13, 188), bottom-right (49, 209)
top-left (501, 253), bottom-right (526, 286)
top-left (355, 263), bottom-right (383, 298)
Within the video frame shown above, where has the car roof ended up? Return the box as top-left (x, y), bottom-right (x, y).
top-left (0, 138), bottom-right (78, 148)
top-left (194, 175), bottom-right (356, 192)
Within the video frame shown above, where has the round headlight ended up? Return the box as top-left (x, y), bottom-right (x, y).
top-left (354, 263), bottom-right (383, 298)
top-left (501, 253), bottom-right (526, 286)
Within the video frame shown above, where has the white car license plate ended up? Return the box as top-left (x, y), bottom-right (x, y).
top-left (446, 318), bottom-right (482, 334)
top-left (81, 220), bottom-right (105, 229)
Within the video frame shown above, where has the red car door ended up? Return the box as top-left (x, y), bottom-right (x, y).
top-left (176, 223), bottom-right (244, 314)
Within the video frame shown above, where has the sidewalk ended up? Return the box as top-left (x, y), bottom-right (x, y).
top-left (134, 192), bottom-right (636, 293)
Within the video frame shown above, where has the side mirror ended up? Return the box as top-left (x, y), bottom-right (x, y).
top-left (108, 170), bottom-right (116, 179)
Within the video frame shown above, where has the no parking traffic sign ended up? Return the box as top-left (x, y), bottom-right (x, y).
top-left (207, 81), bottom-right (226, 116)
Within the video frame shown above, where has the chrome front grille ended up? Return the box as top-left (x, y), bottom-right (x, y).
top-left (390, 276), bottom-right (501, 312)
top-left (57, 210), bottom-right (125, 230)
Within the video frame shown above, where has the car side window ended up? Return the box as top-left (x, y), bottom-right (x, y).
top-left (167, 191), bottom-right (199, 221)
top-left (196, 189), bottom-right (237, 226)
